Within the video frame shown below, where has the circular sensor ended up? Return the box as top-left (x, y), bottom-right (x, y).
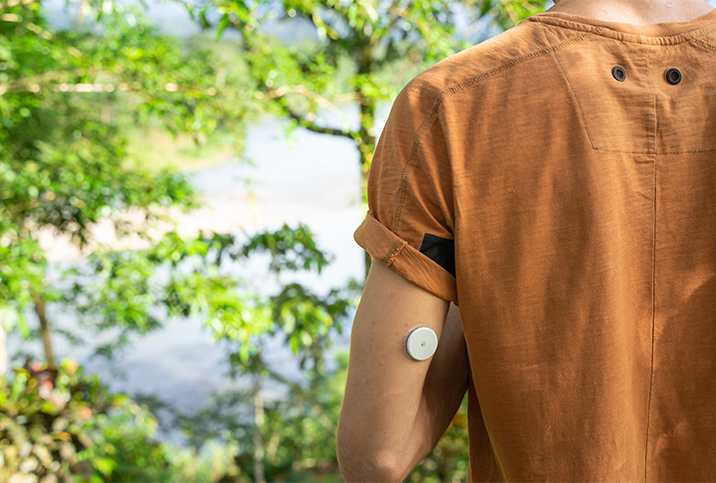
top-left (406, 327), bottom-right (438, 361)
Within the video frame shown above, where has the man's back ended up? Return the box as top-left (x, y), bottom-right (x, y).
top-left (339, 1), bottom-right (716, 481)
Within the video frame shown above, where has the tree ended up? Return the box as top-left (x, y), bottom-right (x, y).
top-left (0, 0), bottom-right (255, 369)
top-left (0, 0), bottom-right (359, 374)
top-left (2, 4), bottom-right (361, 480)
top-left (185, 0), bottom-right (546, 272)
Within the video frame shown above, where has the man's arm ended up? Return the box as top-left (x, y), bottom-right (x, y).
top-left (337, 258), bottom-right (469, 482)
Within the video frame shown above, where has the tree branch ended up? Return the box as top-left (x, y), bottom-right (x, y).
top-left (265, 84), bottom-right (347, 120)
top-left (283, 102), bottom-right (355, 139)
top-left (235, 21), bottom-right (357, 141)
top-left (260, 85), bottom-right (357, 140)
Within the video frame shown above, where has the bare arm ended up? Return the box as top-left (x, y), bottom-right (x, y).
top-left (337, 258), bottom-right (469, 482)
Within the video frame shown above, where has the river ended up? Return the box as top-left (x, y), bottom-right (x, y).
top-left (6, 113), bottom-right (375, 435)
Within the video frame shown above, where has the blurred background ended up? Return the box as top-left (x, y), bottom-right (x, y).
top-left (5, 0), bottom-right (694, 480)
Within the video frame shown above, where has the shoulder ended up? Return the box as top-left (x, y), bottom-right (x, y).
top-left (395, 16), bottom-right (585, 114)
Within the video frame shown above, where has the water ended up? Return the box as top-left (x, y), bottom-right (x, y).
top-left (6, 114), bottom-right (370, 428)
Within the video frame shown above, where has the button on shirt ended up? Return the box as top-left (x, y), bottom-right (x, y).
top-left (354, 8), bottom-right (716, 482)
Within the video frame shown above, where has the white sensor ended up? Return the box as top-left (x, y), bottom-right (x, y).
top-left (406, 327), bottom-right (438, 361)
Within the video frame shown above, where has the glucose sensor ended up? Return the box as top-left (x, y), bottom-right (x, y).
top-left (406, 327), bottom-right (438, 361)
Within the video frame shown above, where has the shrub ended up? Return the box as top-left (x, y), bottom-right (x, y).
top-left (0, 357), bottom-right (229, 483)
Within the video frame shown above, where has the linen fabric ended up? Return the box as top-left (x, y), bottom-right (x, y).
top-left (353, 8), bottom-right (716, 482)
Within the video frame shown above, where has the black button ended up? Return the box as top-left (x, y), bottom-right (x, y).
top-left (612, 65), bottom-right (626, 82)
top-left (666, 68), bottom-right (682, 85)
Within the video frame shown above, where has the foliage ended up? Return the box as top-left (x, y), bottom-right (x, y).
top-left (0, 357), bottom-right (161, 482)
top-left (476, 0), bottom-right (547, 30)
top-left (1, 2), bottom-right (358, 479)
top-left (0, 357), bottom-right (115, 482)
top-left (3, 221), bottom-right (359, 480)
top-left (57, 224), bottom-right (358, 369)
top-left (169, 351), bottom-right (351, 482)
top-left (0, 357), bottom-right (245, 483)
top-left (0, 220), bottom-right (44, 339)
top-left (0, 0), bottom-right (257, 362)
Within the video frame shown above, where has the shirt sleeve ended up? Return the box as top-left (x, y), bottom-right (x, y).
top-left (354, 80), bottom-right (457, 304)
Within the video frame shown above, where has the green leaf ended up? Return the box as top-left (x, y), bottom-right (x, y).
top-left (361, 1), bottom-right (379, 23)
top-left (10, 372), bottom-right (28, 402)
top-left (17, 310), bottom-right (30, 339)
top-left (217, 14), bottom-right (231, 38)
top-left (93, 456), bottom-right (116, 475)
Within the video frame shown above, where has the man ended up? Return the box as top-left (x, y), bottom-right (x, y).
top-left (337, 0), bottom-right (716, 481)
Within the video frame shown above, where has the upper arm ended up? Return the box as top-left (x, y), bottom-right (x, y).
top-left (339, 78), bottom-right (463, 481)
top-left (337, 259), bottom-right (450, 481)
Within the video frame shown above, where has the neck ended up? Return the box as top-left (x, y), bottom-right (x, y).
top-left (548, 0), bottom-right (715, 24)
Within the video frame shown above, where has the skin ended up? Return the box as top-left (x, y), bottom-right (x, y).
top-left (548, 0), bottom-right (715, 24)
top-left (337, 2), bottom-right (716, 481)
top-left (337, 259), bottom-right (468, 482)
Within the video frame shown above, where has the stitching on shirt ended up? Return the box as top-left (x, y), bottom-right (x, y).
top-left (690, 37), bottom-right (716, 51)
top-left (548, 39), bottom-right (598, 151)
top-left (643, 47), bottom-right (659, 480)
top-left (646, 49), bottom-right (657, 156)
top-left (644, 149), bottom-right (659, 482)
top-left (542, 33), bottom-right (706, 156)
top-left (391, 32), bottom-right (599, 235)
top-left (383, 240), bottom-right (407, 267)
top-left (443, 31), bottom-right (600, 97)
top-left (391, 102), bottom-right (441, 235)
top-left (527, 16), bottom-right (716, 45)
top-left (593, 146), bottom-right (716, 155)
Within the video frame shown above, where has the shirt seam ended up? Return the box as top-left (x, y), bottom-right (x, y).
top-left (391, 31), bottom-right (598, 235)
top-left (443, 30), bottom-right (599, 97)
top-left (549, 38), bottom-right (598, 151)
top-left (690, 37), bottom-right (716, 51)
top-left (526, 16), bottom-right (716, 44)
top-left (644, 145), bottom-right (658, 482)
top-left (391, 104), bottom-right (440, 235)
top-left (383, 239), bottom-right (407, 268)
top-left (647, 48), bottom-right (657, 155)
top-left (593, 146), bottom-right (716, 154)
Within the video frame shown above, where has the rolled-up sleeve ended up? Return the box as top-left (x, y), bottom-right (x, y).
top-left (354, 79), bottom-right (457, 304)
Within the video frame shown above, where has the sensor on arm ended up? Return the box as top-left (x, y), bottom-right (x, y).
top-left (406, 326), bottom-right (438, 361)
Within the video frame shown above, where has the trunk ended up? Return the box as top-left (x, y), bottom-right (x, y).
top-left (0, 310), bottom-right (7, 377)
top-left (357, 61), bottom-right (376, 279)
top-left (253, 376), bottom-right (266, 483)
top-left (32, 292), bottom-right (55, 369)
top-left (357, 93), bottom-right (377, 203)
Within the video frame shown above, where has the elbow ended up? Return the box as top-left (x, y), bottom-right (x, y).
top-left (337, 424), bottom-right (414, 482)
top-left (337, 447), bottom-right (409, 483)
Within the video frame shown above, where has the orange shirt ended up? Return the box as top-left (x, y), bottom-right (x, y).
top-left (354, 9), bottom-right (716, 482)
